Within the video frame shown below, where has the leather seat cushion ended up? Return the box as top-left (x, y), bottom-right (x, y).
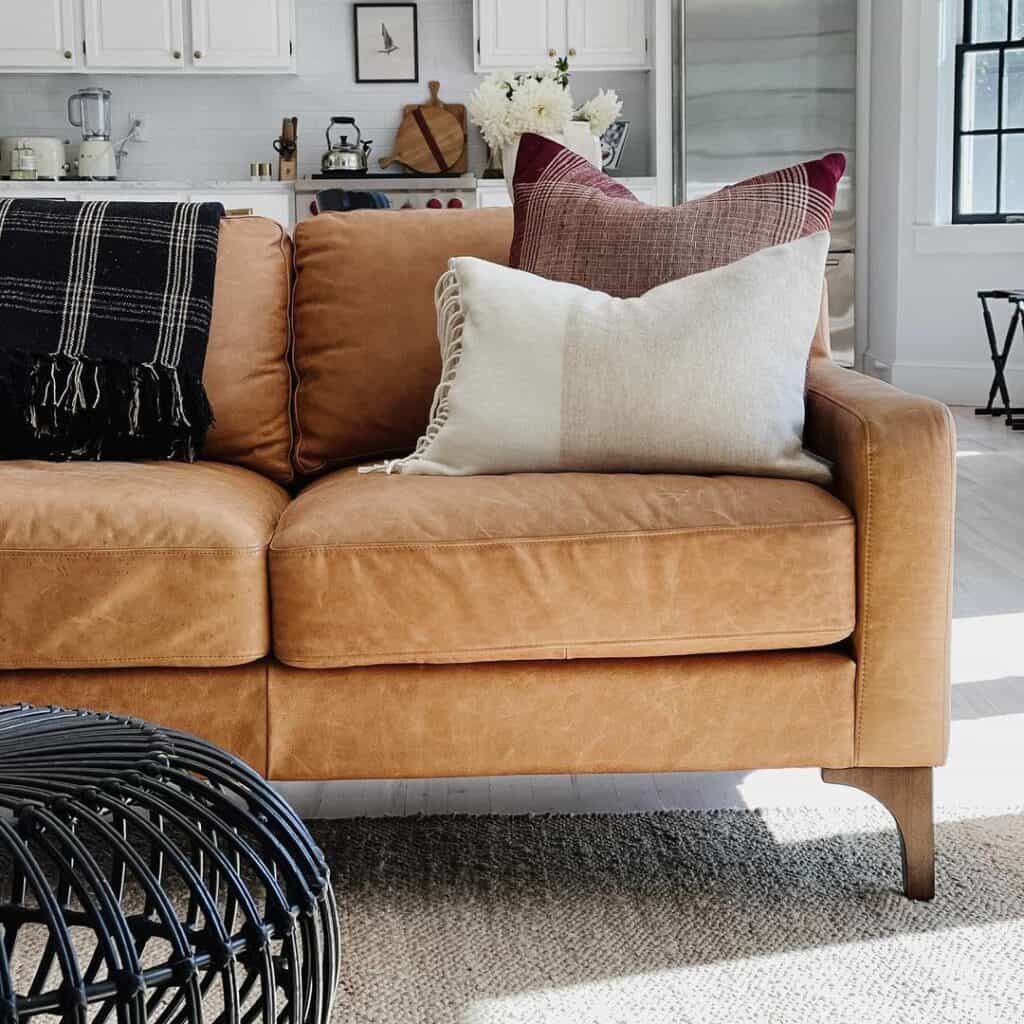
top-left (270, 470), bottom-right (856, 669)
top-left (0, 461), bottom-right (289, 669)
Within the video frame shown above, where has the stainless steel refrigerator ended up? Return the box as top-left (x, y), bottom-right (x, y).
top-left (676, 0), bottom-right (857, 366)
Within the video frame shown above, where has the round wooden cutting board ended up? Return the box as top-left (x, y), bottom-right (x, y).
top-left (379, 81), bottom-right (467, 174)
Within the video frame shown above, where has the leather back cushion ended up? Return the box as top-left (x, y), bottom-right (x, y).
top-left (203, 217), bottom-right (294, 484)
top-left (291, 208), bottom-right (514, 477)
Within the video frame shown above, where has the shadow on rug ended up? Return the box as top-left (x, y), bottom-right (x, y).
top-left (315, 807), bottom-right (1024, 1024)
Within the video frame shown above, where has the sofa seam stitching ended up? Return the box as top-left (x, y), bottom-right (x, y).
top-left (808, 386), bottom-right (872, 764)
top-left (941, 403), bottom-right (957, 758)
top-left (285, 224), bottom-right (309, 480)
top-left (276, 222), bottom-right (297, 486)
top-left (276, 625), bottom-right (857, 663)
top-left (263, 657), bottom-right (272, 778)
top-left (269, 517), bottom-right (856, 555)
top-left (0, 548), bottom-right (269, 557)
top-left (0, 652), bottom-right (268, 666)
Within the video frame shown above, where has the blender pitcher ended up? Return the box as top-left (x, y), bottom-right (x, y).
top-left (68, 88), bottom-right (116, 179)
top-left (68, 88), bottom-right (112, 141)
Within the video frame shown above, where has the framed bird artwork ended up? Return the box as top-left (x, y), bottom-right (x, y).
top-left (354, 4), bottom-right (419, 83)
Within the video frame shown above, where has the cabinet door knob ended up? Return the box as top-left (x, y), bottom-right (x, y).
top-left (64, 50), bottom-right (73, 59)
top-left (194, 50), bottom-right (203, 59)
top-left (568, 47), bottom-right (577, 57)
top-left (173, 50), bottom-right (181, 59)
top-left (547, 48), bottom-right (556, 57)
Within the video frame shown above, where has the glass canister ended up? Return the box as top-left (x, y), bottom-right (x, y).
top-left (10, 142), bottom-right (37, 180)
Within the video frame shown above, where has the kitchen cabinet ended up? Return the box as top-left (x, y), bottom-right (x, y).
top-left (190, 0), bottom-right (293, 69)
top-left (475, 185), bottom-right (513, 209)
top-left (0, 0), bottom-right (77, 69)
top-left (0, 0), bottom-right (295, 74)
top-left (565, 0), bottom-right (647, 69)
top-left (475, 0), bottom-right (649, 72)
top-left (475, 0), bottom-right (565, 70)
top-left (83, 0), bottom-right (185, 69)
top-left (189, 190), bottom-right (294, 225)
top-left (82, 190), bottom-right (186, 203)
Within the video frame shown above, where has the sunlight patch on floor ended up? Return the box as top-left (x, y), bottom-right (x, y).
top-left (951, 612), bottom-right (1024, 684)
top-left (459, 922), bottom-right (1021, 1024)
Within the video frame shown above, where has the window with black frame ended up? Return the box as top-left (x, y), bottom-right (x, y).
top-left (954, 0), bottom-right (1024, 221)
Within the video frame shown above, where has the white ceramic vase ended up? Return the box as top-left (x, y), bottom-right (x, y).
top-left (502, 121), bottom-right (603, 198)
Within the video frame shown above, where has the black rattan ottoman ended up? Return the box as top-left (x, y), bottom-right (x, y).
top-left (0, 704), bottom-right (339, 1024)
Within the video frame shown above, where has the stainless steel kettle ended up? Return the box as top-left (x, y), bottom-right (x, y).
top-left (321, 117), bottom-right (372, 174)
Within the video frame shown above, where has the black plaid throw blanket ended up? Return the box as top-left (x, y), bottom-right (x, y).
top-left (0, 198), bottom-right (224, 461)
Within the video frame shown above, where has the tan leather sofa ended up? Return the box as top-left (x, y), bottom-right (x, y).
top-left (0, 210), bottom-right (956, 900)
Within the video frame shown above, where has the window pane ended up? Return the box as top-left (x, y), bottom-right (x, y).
top-left (972, 0), bottom-right (1009, 42)
top-left (960, 134), bottom-right (999, 214)
top-left (1014, 0), bottom-right (1024, 39)
top-left (1003, 135), bottom-right (1024, 210)
top-left (1006, 48), bottom-right (1024, 127)
top-left (962, 51), bottom-right (1001, 129)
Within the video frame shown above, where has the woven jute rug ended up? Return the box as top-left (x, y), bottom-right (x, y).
top-left (314, 807), bottom-right (1024, 1024)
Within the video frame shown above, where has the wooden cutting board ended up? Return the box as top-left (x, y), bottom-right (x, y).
top-left (379, 81), bottom-right (467, 174)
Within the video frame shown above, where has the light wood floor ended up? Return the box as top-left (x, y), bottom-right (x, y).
top-left (275, 408), bottom-right (1024, 818)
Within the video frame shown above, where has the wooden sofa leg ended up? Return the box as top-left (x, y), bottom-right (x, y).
top-left (821, 766), bottom-right (935, 901)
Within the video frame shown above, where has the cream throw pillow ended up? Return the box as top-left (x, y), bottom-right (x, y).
top-left (365, 231), bottom-right (832, 484)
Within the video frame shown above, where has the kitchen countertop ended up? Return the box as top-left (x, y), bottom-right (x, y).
top-left (476, 173), bottom-right (655, 184)
top-left (0, 179), bottom-right (297, 191)
top-left (294, 174), bottom-right (478, 192)
top-left (2, 174), bottom-right (655, 192)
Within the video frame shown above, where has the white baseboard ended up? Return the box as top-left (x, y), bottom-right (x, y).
top-left (888, 360), bottom-right (1024, 406)
top-left (860, 351), bottom-right (893, 383)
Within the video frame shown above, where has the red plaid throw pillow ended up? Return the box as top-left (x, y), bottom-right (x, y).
top-left (509, 133), bottom-right (845, 297)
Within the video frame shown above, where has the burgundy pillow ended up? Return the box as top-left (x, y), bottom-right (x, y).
top-left (510, 133), bottom-right (845, 298)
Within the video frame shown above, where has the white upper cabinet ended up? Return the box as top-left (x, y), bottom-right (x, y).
top-left (0, 0), bottom-right (294, 73)
top-left (190, 0), bottom-right (293, 70)
top-left (83, 0), bottom-right (184, 69)
top-left (0, 0), bottom-right (77, 69)
top-left (565, 0), bottom-right (647, 69)
top-left (475, 0), bottom-right (649, 72)
top-left (476, 0), bottom-right (565, 70)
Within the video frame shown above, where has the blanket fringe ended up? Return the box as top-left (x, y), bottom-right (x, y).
top-left (0, 349), bottom-right (213, 462)
top-left (360, 266), bottom-right (465, 475)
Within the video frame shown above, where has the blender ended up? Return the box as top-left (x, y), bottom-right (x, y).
top-left (68, 87), bottom-right (117, 179)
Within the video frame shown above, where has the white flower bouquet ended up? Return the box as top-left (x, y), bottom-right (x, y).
top-left (468, 58), bottom-right (623, 153)
top-left (575, 89), bottom-right (624, 138)
top-left (469, 71), bottom-right (575, 151)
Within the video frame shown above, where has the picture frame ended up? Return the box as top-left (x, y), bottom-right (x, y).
top-left (600, 120), bottom-right (631, 171)
top-left (354, 3), bottom-right (419, 84)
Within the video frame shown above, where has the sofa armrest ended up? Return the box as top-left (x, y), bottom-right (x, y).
top-left (804, 357), bottom-right (956, 767)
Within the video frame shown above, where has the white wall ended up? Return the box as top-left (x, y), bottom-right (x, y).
top-left (0, 0), bottom-right (652, 181)
top-left (866, 0), bottom-right (1024, 404)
